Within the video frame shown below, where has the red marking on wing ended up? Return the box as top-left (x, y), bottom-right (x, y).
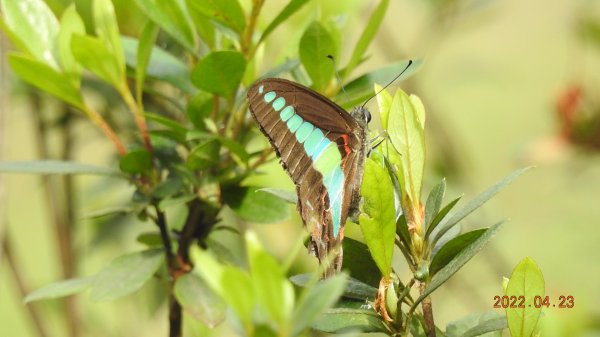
top-left (339, 134), bottom-right (351, 155)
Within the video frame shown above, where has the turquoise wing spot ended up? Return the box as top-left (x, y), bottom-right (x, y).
top-left (287, 114), bottom-right (303, 132)
top-left (295, 122), bottom-right (314, 143)
top-left (313, 142), bottom-right (342, 174)
top-left (272, 97), bottom-right (286, 111)
top-left (322, 167), bottom-right (345, 236)
top-left (311, 138), bottom-right (331, 160)
top-left (258, 85), bottom-right (264, 94)
top-left (264, 91), bottom-right (276, 103)
top-left (280, 106), bottom-right (294, 121)
top-left (303, 129), bottom-right (325, 156)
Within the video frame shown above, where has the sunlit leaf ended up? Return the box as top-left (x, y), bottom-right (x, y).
top-left (8, 54), bottom-right (84, 109)
top-left (506, 257), bottom-right (545, 337)
top-left (135, 20), bottom-right (159, 103)
top-left (58, 5), bottom-right (85, 84)
top-left (93, 0), bottom-right (125, 74)
top-left (358, 155), bottom-right (396, 277)
top-left (0, 0), bottom-right (59, 67)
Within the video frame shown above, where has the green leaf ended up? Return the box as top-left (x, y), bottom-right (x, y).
top-left (0, 160), bottom-right (119, 176)
top-left (416, 221), bottom-right (505, 305)
top-left (299, 21), bottom-right (336, 91)
top-left (358, 155), bottom-right (396, 277)
top-left (312, 308), bottom-right (388, 333)
top-left (24, 277), bottom-right (94, 303)
top-left (174, 273), bottom-right (226, 328)
top-left (187, 139), bottom-right (220, 170)
top-left (248, 236), bottom-right (293, 325)
top-left (58, 5), bottom-right (85, 84)
top-left (291, 273), bottom-right (377, 301)
top-left (337, 59), bottom-right (421, 109)
top-left (186, 0), bottom-right (246, 34)
top-left (186, 0), bottom-right (215, 48)
top-left (135, 20), bottom-right (159, 103)
top-left (8, 54), bottom-right (84, 109)
top-left (425, 195), bottom-right (462, 240)
top-left (342, 0), bottom-right (389, 80)
top-left (119, 149), bottom-right (152, 174)
top-left (71, 34), bottom-right (124, 88)
top-left (375, 83), bottom-right (393, 129)
top-left (259, 0), bottom-right (310, 43)
top-left (223, 186), bottom-right (290, 224)
top-left (91, 249), bottom-right (164, 301)
top-left (506, 257), bottom-right (545, 337)
top-left (121, 36), bottom-right (196, 94)
top-left (292, 274), bottom-right (348, 336)
top-left (430, 229), bottom-right (486, 276)
top-left (388, 89), bottom-right (426, 209)
top-left (132, 0), bottom-right (196, 51)
top-left (0, 0), bottom-right (59, 67)
top-left (191, 51), bottom-right (246, 98)
top-left (256, 188), bottom-right (298, 204)
top-left (145, 112), bottom-right (188, 134)
top-left (424, 178), bottom-right (446, 233)
top-left (93, 0), bottom-right (124, 75)
top-left (446, 311), bottom-right (506, 337)
top-left (220, 267), bottom-right (254, 324)
top-left (342, 237), bottom-right (381, 287)
top-left (433, 167), bottom-right (532, 244)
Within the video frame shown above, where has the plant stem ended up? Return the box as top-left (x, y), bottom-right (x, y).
top-left (242, 0), bottom-right (265, 59)
top-left (419, 282), bottom-right (436, 337)
top-left (83, 105), bottom-right (126, 155)
top-left (2, 233), bottom-right (50, 337)
top-left (121, 86), bottom-right (153, 154)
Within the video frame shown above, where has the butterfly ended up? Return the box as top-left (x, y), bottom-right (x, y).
top-left (247, 78), bottom-right (370, 277)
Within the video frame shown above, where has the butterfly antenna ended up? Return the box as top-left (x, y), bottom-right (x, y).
top-left (361, 59), bottom-right (413, 109)
top-left (327, 55), bottom-right (351, 104)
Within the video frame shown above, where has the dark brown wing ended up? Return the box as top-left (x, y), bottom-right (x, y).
top-left (247, 78), bottom-right (368, 275)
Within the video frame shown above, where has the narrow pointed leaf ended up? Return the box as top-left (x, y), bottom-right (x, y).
top-left (446, 311), bottom-right (506, 337)
top-left (434, 167), bottom-right (532, 244)
top-left (426, 195), bottom-right (462, 239)
top-left (424, 178), bottom-right (446, 232)
top-left (506, 257), bottom-right (545, 337)
top-left (58, 5), bottom-right (85, 84)
top-left (259, 0), bottom-right (310, 43)
top-left (416, 221), bottom-right (505, 305)
top-left (186, 0), bottom-right (245, 34)
top-left (24, 277), bottom-right (94, 303)
top-left (0, 160), bottom-right (119, 176)
top-left (342, 0), bottom-right (389, 80)
top-left (312, 308), bottom-right (388, 333)
top-left (430, 229), bottom-right (486, 276)
top-left (91, 249), bottom-right (164, 301)
top-left (93, 0), bottom-right (124, 74)
top-left (135, 21), bottom-right (159, 103)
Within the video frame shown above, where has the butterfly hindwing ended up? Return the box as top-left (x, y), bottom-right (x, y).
top-left (248, 78), bottom-right (369, 276)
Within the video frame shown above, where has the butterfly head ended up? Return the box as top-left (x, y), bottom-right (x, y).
top-left (351, 106), bottom-right (371, 126)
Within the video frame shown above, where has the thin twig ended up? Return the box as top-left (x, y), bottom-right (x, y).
top-left (419, 282), bottom-right (436, 337)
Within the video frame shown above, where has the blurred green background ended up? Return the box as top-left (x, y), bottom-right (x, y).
top-left (1, 0), bottom-right (600, 336)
